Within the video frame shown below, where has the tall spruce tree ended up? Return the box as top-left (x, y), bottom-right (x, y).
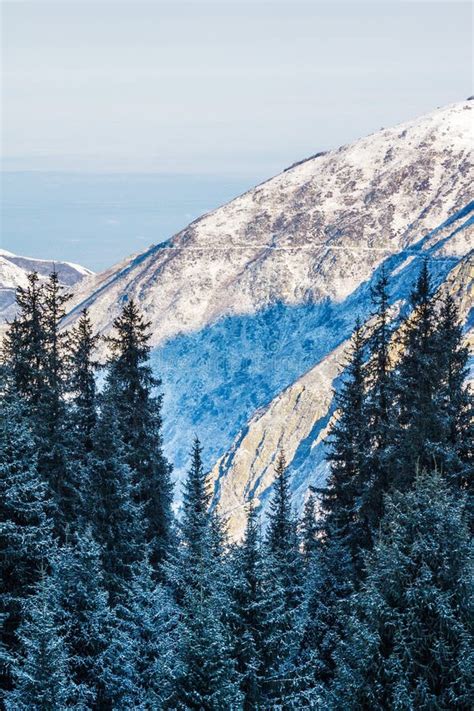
top-left (360, 267), bottom-right (395, 530)
top-left (32, 271), bottom-right (70, 517)
top-left (434, 290), bottom-right (473, 492)
top-left (169, 438), bottom-right (242, 709)
top-left (392, 261), bottom-right (444, 486)
top-left (89, 396), bottom-right (144, 604)
top-left (297, 534), bottom-right (354, 703)
top-left (300, 491), bottom-right (318, 564)
top-left (48, 530), bottom-right (112, 707)
top-left (327, 471), bottom-right (474, 711)
top-left (297, 482), bottom-right (353, 703)
top-left (228, 503), bottom-right (270, 709)
top-left (0, 382), bottom-right (54, 691)
top-left (115, 556), bottom-right (182, 709)
top-left (64, 309), bottom-right (100, 528)
top-left (263, 452), bottom-right (303, 706)
top-left (68, 308), bottom-right (98, 457)
top-left (3, 271), bottom-right (72, 532)
top-left (4, 571), bottom-right (76, 710)
top-left (321, 319), bottom-right (369, 570)
top-left (2, 272), bottom-right (47, 408)
top-left (105, 299), bottom-right (173, 572)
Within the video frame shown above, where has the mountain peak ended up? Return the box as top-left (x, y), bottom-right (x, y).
top-left (62, 102), bottom-right (474, 536)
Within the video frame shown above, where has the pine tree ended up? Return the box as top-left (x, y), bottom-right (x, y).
top-left (48, 530), bottom-right (112, 707)
top-left (174, 437), bottom-right (212, 582)
top-left (321, 320), bottom-right (369, 570)
top-left (360, 267), bottom-right (396, 530)
top-left (169, 438), bottom-right (242, 709)
top-left (228, 503), bottom-right (270, 709)
top-left (2, 272), bottom-right (47, 408)
top-left (435, 290), bottom-right (473, 492)
top-left (89, 396), bottom-right (144, 604)
top-left (263, 452), bottom-right (303, 706)
top-left (95, 607), bottom-right (144, 710)
top-left (147, 582), bottom-right (183, 709)
top-left (115, 556), bottom-right (182, 709)
top-left (297, 534), bottom-right (354, 703)
top-left (68, 308), bottom-right (99, 457)
top-left (0, 382), bottom-right (54, 691)
top-left (300, 491), bottom-right (318, 565)
top-left (64, 309), bottom-right (100, 528)
top-left (105, 299), bottom-right (173, 572)
top-left (392, 261), bottom-right (444, 486)
top-left (2, 271), bottom-right (72, 532)
top-left (42, 273), bottom-right (74, 532)
top-left (327, 471), bottom-right (474, 711)
top-left (5, 572), bottom-right (76, 710)
top-left (42, 270), bottom-right (70, 412)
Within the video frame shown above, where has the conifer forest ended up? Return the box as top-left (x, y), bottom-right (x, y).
top-left (1, 263), bottom-right (473, 710)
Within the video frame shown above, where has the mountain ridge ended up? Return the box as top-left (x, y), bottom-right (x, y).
top-left (0, 250), bottom-right (93, 325)
top-left (30, 100), bottom-right (474, 535)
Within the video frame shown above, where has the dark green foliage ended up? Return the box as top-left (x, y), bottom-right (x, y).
top-left (263, 453), bottom-right (304, 706)
top-left (105, 299), bottom-right (173, 572)
top-left (4, 572), bottom-right (76, 711)
top-left (2, 271), bottom-right (72, 532)
top-left (170, 438), bottom-right (242, 710)
top-left (300, 492), bottom-right (318, 564)
top-left (321, 320), bottom-right (368, 569)
top-left (89, 396), bottom-right (144, 604)
top-left (63, 309), bottom-right (100, 528)
top-left (228, 503), bottom-right (269, 708)
top-left (327, 471), bottom-right (474, 711)
top-left (0, 385), bottom-right (54, 690)
top-left (296, 535), bottom-right (354, 707)
top-left (2, 272), bottom-right (47, 408)
top-left (1, 263), bottom-right (472, 707)
top-left (67, 308), bottom-right (98, 457)
top-left (434, 290), bottom-right (473, 491)
top-left (31, 272), bottom-right (71, 513)
top-left (392, 261), bottom-right (444, 483)
top-left (49, 531), bottom-right (112, 707)
top-left (360, 267), bottom-right (396, 531)
top-left (116, 557), bottom-right (183, 708)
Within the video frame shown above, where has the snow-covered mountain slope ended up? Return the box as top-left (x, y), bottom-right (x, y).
top-left (0, 250), bottom-right (93, 324)
top-left (212, 247), bottom-right (474, 539)
top-left (65, 100), bottom-right (473, 534)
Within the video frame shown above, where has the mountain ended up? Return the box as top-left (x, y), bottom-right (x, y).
top-left (66, 100), bottom-right (473, 536)
top-left (0, 250), bottom-right (93, 325)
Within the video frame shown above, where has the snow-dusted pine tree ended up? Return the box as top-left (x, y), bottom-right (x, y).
top-left (263, 452), bottom-right (304, 706)
top-left (169, 438), bottom-right (242, 709)
top-left (0, 383), bottom-right (54, 690)
top-left (48, 530), bottom-right (112, 707)
top-left (89, 396), bottom-right (144, 604)
top-left (104, 299), bottom-right (174, 573)
top-left (327, 471), bottom-right (474, 711)
top-left (5, 572), bottom-right (76, 710)
top-left (321, 320), bottom-right (368, 572)
top-left (434, 290), bottom-right (473, 494)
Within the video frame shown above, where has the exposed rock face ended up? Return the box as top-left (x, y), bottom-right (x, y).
top-left (63, 101), bottom-right (472, 537)
top-left (213, 250), bottom-right (473, 540)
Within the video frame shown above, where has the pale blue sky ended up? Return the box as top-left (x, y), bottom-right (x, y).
top-left (2, 0), bottom-right (472, 176)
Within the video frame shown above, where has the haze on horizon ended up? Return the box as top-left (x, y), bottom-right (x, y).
top-left (2, 0), bottom-right (472, 176)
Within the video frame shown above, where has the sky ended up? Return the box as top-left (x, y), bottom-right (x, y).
top-left (0, 1), bottom-right (472, 269)
top-left (2, 0), bottom-right (472, 176)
